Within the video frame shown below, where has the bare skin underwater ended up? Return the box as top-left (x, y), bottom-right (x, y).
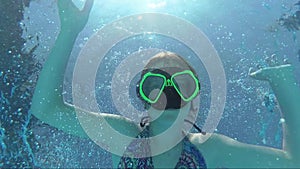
top-left (30, 0), bottom-right (300, 168)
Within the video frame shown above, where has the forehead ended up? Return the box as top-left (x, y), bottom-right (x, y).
top-left (146, 53), bottom-right (191, 68)
top-left (146, 60), bottom-right (191, 71)
top-left (149, 67), bottom-right (186, 76)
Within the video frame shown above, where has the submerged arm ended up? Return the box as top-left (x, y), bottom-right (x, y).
top-left (250, 64), bottom-right (300, 163)
top-left (30, 0), bottom-right (94, 137)
top-left (30, 0), bottom-right (140, 139)
top-left (204, 64), bottom-right (300, 168)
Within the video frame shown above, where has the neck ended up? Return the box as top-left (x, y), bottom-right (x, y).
top-left (147, 103), bottom-right (191, 135)
top-left (149, 109), bottom-right (183, 135)
top-left (147, 108), bottom-right (188, 155)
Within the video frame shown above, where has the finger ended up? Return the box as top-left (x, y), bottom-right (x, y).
top-left (83, 0), bottom-right (94, 13)
top-left (249, 68), bottom-right (266, 80)
top-left (248, 67), bottom-right (255, 76)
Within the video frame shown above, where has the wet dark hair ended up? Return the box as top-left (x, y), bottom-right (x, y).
top-left (141, 51), bottom-right (198, 80)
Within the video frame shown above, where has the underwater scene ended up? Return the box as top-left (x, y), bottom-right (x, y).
top-left (1, 0), bottom-right (300, 168)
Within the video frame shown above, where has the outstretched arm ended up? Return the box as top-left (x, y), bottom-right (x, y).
top-left (206, 64), bottom-right (299, 168)
top-left (30, 0), bottom-right (94, 137)
top-left (30, 0), bottom-right (140, 139)
top-left (250, 64), bottom-right (300, 162)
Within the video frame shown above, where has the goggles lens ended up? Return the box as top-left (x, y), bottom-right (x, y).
top-left (140, 73), bottom-right (166, 103)
top-left (172, 70), bottom-right (199, 101)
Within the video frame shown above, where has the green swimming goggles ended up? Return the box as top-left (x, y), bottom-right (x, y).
top-left (137, 67), bottom-right (201, 104)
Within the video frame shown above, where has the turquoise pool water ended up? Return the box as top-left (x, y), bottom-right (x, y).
top-left (1, 0), bottom-right (300, 168)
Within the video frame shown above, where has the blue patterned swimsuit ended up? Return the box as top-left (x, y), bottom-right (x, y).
top-left (118, 126), bottom-right (207, 169)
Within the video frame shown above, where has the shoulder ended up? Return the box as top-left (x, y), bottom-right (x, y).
top-left (187, 132), bottom-right (277, 156)
top-left (74, 105), bottom-right (139, 127)
top-left (187, 132), bottom-right (234, 147)
top-left (74, 105), bottom-right (142, 137)
top-left (97, 113), bottom-right (143, 137)
top-left (187, 133), bottom-right (293, 168)
top-left (187, 132), bottom-right (258, 168)
top-left (187, 132), bottom-right (230, 168)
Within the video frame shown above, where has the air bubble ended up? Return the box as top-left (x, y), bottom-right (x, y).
top-left (279, 118), bottom-right (285, 124)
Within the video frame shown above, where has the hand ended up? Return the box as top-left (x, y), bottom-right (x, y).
top-left (249, 54), bottom-right (293, 81)
top-left (57, 0), bottom-right (94, 34)
top-left (249, 64), bottom-right (292, 81)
